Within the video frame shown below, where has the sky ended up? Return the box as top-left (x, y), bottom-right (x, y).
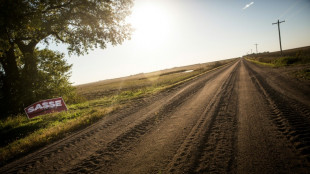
top-left (46, 0), bottom-right (310, 85)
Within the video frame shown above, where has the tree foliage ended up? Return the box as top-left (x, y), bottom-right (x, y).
top-left (0, 0), bottom-right (133, 116)
top-left (0, 0), bottom-right (133, 55)
top-left (34, 49), bottom-right (78, 103)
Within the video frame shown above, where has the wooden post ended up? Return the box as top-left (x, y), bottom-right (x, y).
top-left (272, 20), bottom-right (285, 55)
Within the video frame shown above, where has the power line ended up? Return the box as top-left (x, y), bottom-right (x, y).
top-left (254, 43), bottom-right (258, 53)
top-left (272, 19), bottom-right (285, 55)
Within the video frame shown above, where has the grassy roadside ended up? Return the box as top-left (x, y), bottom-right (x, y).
top-left (245, 57), bottom-right (310, 80)
top-left (245, 55), bottom-right (310, 67)
top-left (245, 58), bottom-right (275, 67)
top-left (0, 105), bottom-right (119, 166)
top-left (0, 58), bottom-right (237, 166)
top-left (245, 46), bottom-right (310, 80)
top-left (245, 46), bottom-right (310, 67)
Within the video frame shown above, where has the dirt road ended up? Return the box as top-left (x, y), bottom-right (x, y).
top-left (1, 59), bottom-right (310, 173)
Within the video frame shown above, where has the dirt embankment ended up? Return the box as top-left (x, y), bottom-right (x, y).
top-left (1, 59), bottom-right (310, 173)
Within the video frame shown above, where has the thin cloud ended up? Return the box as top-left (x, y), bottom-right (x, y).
top-left (243, 2), bottom-right (254, 10)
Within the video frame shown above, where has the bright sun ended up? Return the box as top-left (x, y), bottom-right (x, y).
top-left (128, 2), bottom-right (172, 49)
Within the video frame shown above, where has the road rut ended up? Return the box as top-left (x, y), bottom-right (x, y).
top-left (1, 59), bottom-right (310, 173)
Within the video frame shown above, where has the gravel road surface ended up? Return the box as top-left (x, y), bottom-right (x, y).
top-left (1, 59), bottom-right (310, 173)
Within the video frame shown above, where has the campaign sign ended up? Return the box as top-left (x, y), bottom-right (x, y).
top-left (24, 97), bottom-right (68, 119)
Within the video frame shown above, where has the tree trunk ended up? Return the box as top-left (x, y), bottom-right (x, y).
top-left (0, 46), bottom-right (22, 115)
top-left (20, 43), bottom-right (39, 106)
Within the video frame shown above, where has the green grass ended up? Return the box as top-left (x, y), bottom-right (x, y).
top-left (0, 58), bottom-right (237, 166)
top-left (0, 106), bottom-right (118, 165)
top-left (272, 56), bottom-right (310, 66)
top-left (245, 58), bottom-right (275, 67)
top-left (246, 55), bottom-right (310, 67)
top-left (245, 46), bottom-right (310, 81)
top-left (245, 46), bottom-right (310, 67)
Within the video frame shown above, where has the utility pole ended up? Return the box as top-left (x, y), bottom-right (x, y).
top-left (272, 19), bottom-right (285, 55)
top-left (254, 43), bottom-right (258, 53)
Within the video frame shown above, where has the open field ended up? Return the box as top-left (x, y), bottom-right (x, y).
top-left (76, 60), bottom-right (228, 100)
top-left (1, 58), bottom-right (310, 173)
top-left (0, 58), bottom-right (236, 166)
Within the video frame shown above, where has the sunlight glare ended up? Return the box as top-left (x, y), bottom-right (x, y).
top-left (129, 2), bottom-right (173, 49)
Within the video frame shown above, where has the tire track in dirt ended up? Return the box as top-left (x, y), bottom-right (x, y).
top-left (66, 64), bottom-right (235, 173)
top-left (166, 61), bottom-right (239, 173)
top-left (237, 60), bottom-right (310, 173)
top-left (0, 63), bottom-right (235, 174)
top-left (98, 61), bottom-right (241, 173)
top-left (0, 99), bottom-right (155, 173)
top-left (244, 60), bottom-right (310, 163)
top-left (57, 63), bottom-right (236, 173)
top-left (5, 59), bottom-right (310, 173)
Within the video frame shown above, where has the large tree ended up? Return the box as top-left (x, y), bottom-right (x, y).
top-left (0, 0), bottom-right (133, 115)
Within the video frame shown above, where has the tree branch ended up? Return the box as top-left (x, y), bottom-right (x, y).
top-left (42, 0), bottom-right (74, 14)
top-left (53, 32), bottom-right (65, 42)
